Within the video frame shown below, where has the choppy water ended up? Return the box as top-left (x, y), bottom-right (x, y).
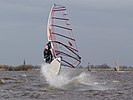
top-left (0, 64), bottom-right (133, 100)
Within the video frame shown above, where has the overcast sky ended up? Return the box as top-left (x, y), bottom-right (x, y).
top-left (0, 0), bottom-right (133, 67)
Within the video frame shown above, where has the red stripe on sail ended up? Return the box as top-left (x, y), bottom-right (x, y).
top-left (49, 28), bottom-right (52, 40)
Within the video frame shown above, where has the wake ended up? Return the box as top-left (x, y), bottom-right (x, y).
top-left (41, 64), bottom-right (109, 91)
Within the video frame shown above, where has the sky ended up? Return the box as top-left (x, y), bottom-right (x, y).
top-left (0, 0), bottom-right (133, 67)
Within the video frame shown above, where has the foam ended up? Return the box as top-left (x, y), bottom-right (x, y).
top-left (41, 64), bottom-right (110, 90)
top-left (41, 64), bottom-right (70, 88)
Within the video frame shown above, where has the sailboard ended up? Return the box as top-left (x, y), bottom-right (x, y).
top-left (114, 60), bottom-right (119, 72)
top-left (47, 4), bottom-right (81, 75)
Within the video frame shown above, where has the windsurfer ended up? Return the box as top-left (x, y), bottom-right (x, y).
top-left (43, 42), bottom-right (53, 63)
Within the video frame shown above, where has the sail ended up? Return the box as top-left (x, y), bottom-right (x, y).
top-left (114, 60), bottom-right (119, 71)
top-left (47, 4), bottom-right (81, 68)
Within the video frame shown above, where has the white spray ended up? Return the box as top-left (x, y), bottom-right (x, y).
top-left (41, 63), bottom-right (109, 90)
top-left (41, 64), bottom-right (70, 88)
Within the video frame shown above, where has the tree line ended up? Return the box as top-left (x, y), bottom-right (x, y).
top-left (0, 64), bottom-right (39, 71)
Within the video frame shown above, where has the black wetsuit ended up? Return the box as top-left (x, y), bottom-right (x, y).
top-left (44, 48), bottom-right (53, 63)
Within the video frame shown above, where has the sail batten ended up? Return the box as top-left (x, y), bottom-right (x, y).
top-left (51, 24), bottom-right (72, 30)
top-left (52, 41), bottom-right (78, 53)
top-left (54, 6), bottom-right (65, 9)
top-left (54, 9), bottom-right (66, 11)
top-left (61, 59), bottom-right (75, 68)
top-left (52, 32), bottom-right (75, 41)
top-left (52, 17), bottom-right (69, 21)
top-left (55, 50), bottom-right (81, 62)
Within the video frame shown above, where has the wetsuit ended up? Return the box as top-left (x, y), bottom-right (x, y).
top-left (44, 47), bottom-right (53, 63)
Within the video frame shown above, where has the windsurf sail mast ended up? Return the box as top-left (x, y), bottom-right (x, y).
top-left (47, 4), bottom-right (81, 68)
top-left (114, 60), bottom-right (119, 71)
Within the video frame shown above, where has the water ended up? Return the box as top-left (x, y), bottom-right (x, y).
top-left (0, 64), bottom-right (133, 100)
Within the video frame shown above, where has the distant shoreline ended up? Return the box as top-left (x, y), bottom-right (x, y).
top-left (0, 64), bottom-right (40, 71)
top-left (0, 64), bottom-right (133, 71)
top-left (86, 68), bottom-right (133, 71)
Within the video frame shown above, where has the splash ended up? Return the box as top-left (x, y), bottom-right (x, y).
top-left (41, 64), bottom-right (70, 88)
top-left (41, 64), bottom-right (87, 88)
top-left (41, 64), bottom-right (110, 90)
